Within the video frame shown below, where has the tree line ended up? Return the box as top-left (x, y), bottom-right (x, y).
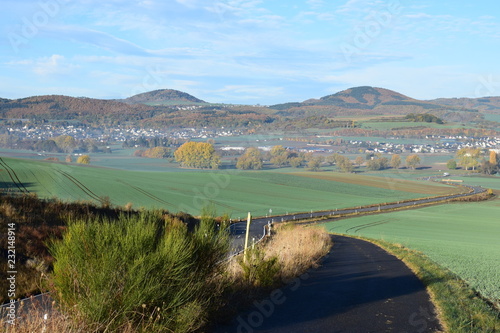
top-left (448, 148), bottom-right (500, 175)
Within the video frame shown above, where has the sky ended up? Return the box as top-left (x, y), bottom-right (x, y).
top-left (1, 0), bottom-right (500, 105)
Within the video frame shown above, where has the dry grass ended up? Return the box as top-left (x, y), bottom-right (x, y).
top-left (263, 223), bottom-right (332, 281)
top-left (228, 223), bottom-right (332, 286)
top-left (0, 301), bottom-right (155, 333)
top-left (216, 223), bottom-right (332, 326)
top-left (1, 298), bottom-right (84, 333)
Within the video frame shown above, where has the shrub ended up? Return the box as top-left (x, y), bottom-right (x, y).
top-left (238, 248), bottom-right (280, 288)
top-left (49, 211), bottom-right (229, 332)
top-left (447, 159), bottom-right (457, 170)
top-left (76, 155), bottom-right (90, 164)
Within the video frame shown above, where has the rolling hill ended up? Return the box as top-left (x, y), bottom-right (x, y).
top-left (270, 86), bottom-right (483, 122)
top-left (123, 89), bottom-right (206, 105)
top-left (430, 96), bottom-right (500, 113)
top-left (0, 91), bottom-right (276, 127)
top-left (1, 86), bottom-right (499, 127)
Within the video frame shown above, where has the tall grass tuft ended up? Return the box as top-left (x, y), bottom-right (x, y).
top-left (49, 210), bottom-right (229, 332)
top-left (264, 224), bottom-right (332, 282)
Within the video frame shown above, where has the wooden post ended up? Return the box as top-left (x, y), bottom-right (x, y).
top-left (243, 212), bottom-right (251, 263)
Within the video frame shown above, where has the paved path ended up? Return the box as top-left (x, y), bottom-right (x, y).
top-left (214, 235), bottom-right (442, 333)
top-left (228, 184), bottom-right (484, 255)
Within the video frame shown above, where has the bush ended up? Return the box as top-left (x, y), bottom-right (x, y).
top-left (49, 211), bottom-right (229, 332)
top-left (238, 248), bottom-right (280, 288)
top-left (447, 159), bottom-right (457, 170)
top-left (76, 155), bottom-right (90, 164)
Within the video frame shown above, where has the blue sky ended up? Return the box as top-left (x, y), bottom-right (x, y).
top-left (1, 0), bottom-right (499, 104)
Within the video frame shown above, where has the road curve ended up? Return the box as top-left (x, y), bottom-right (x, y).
top-left (229, 184), bottom-right (485, 254)
top-left (213, 235), bottom-right (442, 333)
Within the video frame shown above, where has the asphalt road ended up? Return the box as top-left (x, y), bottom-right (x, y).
top-left (214, 235), bottom-right (442, 333)
top-left (228, 184), bottom-right (484, 255)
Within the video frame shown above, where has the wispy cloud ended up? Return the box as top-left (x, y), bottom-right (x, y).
top-left (213, 84), bottom-right (285, 101)
top-left (336, 0), bottom-right (381, 14)
top-left (307, 0), bottom-right (325, 10)
top-left (33, 55), bottom-right (79, 76)
top-left (41, 26), bottom-right (153, 56)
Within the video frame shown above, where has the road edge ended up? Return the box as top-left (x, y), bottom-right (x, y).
top-left (332, 233), bottom-right (500, 332)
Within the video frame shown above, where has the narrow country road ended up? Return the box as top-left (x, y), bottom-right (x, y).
top-left (228, 184), bottom-right (484, 255)
top-left (214, 235), bottom-right (442, 333)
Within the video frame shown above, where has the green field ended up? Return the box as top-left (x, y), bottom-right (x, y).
top-left (0, 156), bottom-right (457, 218)
top-left (322, 196), bottom-right (500, 308)
top-left (360, 121), bottom-right (454, 130)
top-left (452, 175), bottom-right (500, 190)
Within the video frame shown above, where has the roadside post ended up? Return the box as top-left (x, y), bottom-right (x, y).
top-left (243, 212), bottom-right (251, 263)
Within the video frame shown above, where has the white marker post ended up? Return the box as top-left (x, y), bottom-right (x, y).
top-left (243, 212), bottom-right (251, 263)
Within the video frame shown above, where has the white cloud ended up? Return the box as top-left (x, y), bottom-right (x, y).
top-left (213, 84), bottom-right (285, 101)
top-left (336, 0), bottom-right (379, 14)
top-left (41, 26), bottom-right (153, 56)
top-left (307, 0), bottom-right (325, 9)
top-left (33, 55), bottom-right (78, 76)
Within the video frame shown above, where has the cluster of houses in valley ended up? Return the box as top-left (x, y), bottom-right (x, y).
top-left (3, 124), bottom-right (241, 144)
top-left (221, 136), bottom-right (500, 157)
top-left (341, 136), bottom-right (500, 155)
top-left (3, 122), bottom-right (500, 156)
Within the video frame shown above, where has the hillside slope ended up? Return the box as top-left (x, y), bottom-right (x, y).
top-left (430, 96), bottom-right (500, 113)
top-left (1, 86), bottom-right (497, 126)
top-left (123, 89), bottom-right (206, 105)
top-left (270, 86), bottom-right (482, 121)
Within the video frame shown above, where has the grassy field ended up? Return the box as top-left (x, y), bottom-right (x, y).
top-left (0, 156), bottom-right (458, 218)
top-left (360, 121), bottom-right (454, 130)
top-left (322, 195), bottom-right (500, 309)
top-left (452, 175), bottom-right (500, 190)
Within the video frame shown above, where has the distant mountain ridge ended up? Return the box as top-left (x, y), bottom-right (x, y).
top-left (1, 86), bottom-right (499, 127)
top-left (269, 86), bottom-right (490, 123)
top-left (0, 90), bottom-right (274, 128)
top-left (429, 96), bottom-right (500, 112)
top-left (272, 86), bottom-right (439, 110)
top-left (124, 89), bottom-right (205, 105)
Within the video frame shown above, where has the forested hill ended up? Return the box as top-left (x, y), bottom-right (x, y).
top-left (123, 89), bottom-right (206, 105)
top-left (0, 95), bottom-right (158, 121)
top-left (1, 86), bottom-right (499, 128)
top-left (269, 86), bottom-right (486, 121)
top-left (0, 92), bottom-right (276, 128)
top-left (429, 96), bottom-right (500, 112)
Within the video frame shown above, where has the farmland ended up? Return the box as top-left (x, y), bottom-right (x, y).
top-left (322, 196), bottom-right (500, 308)
top-left (0, 157), bottom-right (458, 218)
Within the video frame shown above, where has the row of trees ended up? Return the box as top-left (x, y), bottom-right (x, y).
top-left (404, 113), bottom-right (444, 124)
top-left (448, 148), bottom-right (499, 174)
top-left (162, 142), bottom-right (498, 174)
top-left (233, 145), bottom-right (422, 172)
top-left (122, 137), bottom-right (182, 149)
top-left (134, 147), bottom-right (173, 159)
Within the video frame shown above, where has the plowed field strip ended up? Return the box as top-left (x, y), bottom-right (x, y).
top-left (56, 170), bottom-right (101, 203)
top-left (0, 157), bottom-right (29, 193)
top-left (117, 180), bottom-right (175, 208)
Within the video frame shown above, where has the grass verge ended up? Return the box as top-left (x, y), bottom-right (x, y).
top-left (341, 234), bottom-right (500, 332)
